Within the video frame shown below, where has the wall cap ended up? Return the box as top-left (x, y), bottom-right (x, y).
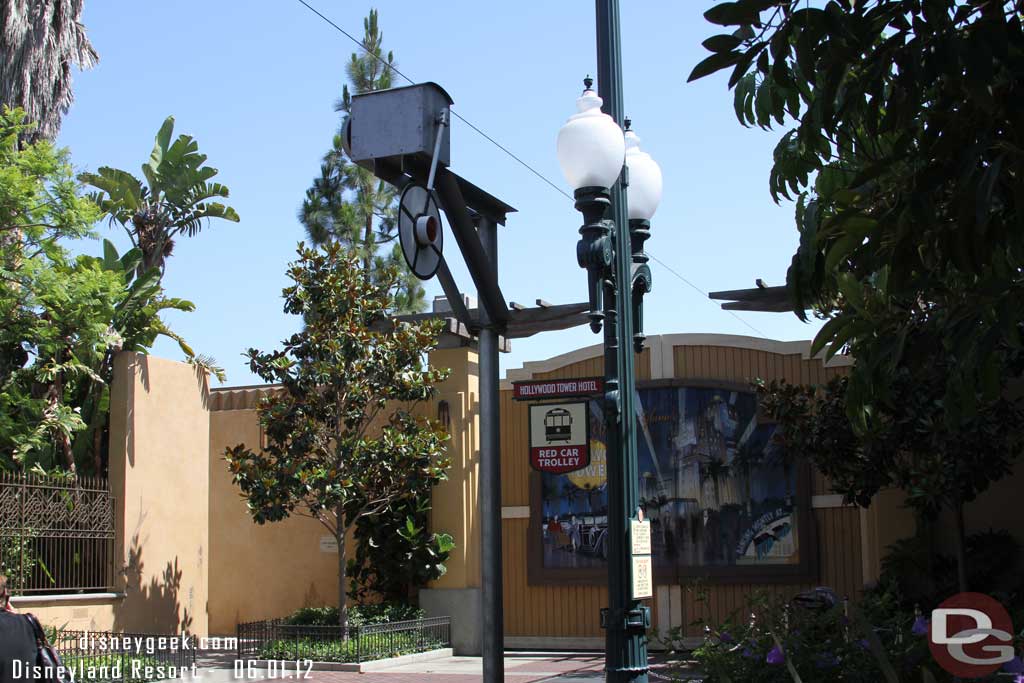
top-left (10, 592), bottom-right (125, 605)
top-left (501, 332), bottom-right (853, 389)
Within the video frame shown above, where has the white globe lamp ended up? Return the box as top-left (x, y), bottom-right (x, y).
top-left (623, 123), bottom-right (662, 220)
top-left (556, 77), bottom-right (625, 191)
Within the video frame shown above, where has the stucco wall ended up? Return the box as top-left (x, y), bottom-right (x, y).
top-left (109, 353), bottom-right (211, 635)
top-left (207, 391), bottom-right (346, 635)
top-left (14, 353), bottom-right (211, 634)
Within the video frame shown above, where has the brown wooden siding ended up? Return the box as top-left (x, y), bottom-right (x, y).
top-left (500, 342), bottom-right (856, 638)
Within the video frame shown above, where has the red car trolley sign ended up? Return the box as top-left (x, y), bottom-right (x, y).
top-left (528, 401), bottom-right (590, 474)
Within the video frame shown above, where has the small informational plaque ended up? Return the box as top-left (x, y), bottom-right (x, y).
top-left (631, 555), bottom-right (653, 599)
top-left (319, 536), bottom-right (338, 553)
top-left (631, 519), bottom-right (652, 556)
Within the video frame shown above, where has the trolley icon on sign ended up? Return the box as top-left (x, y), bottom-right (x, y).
top-left (544, 408), bottom-right (573, 442)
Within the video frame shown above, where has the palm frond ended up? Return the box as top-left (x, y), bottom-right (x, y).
top-left (0, 0), bottom-right (99, 141)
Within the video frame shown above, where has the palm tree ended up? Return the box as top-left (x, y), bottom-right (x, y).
top-left (700, 457), bottom-right (730, 511)
top-left (80, 116), bottom-right (239, 277)
top-left (299, 9), bottom-right (424, 313)
top-left (0, 0), bottom-right (98, 142)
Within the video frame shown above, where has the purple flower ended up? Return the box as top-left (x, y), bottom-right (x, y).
top-left (1003, 656), bottom-right (1024, 674)
top-left (719, 631), bottom-right (735, 644)
top-left (912, 615), bottom-right (929, 636)
top-left (766, 645), bottom-right (785, 665)
top-left (1015, 675), bottom-right (1024, 683)
top-left (857, 639), bottom-right (870, 650)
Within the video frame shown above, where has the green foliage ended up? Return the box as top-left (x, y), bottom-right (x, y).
top-left (284, 603), bottom-right (424, 627)
top-left (299, 9), bottom-right (424, 314)
top-left (756, 375), bottom-right (1022, 518)
top-left (877, 528), bottom-right (1023, 612)
top-left (0, 527), bottom-right (52, 591)
top-left (224, 241), bottom-right (450, 629)
top-left (692, 1), bottom-right (1024, 430)
top-left (348, 495), bottom-right (455, 604)
top-left (756, 373), bottom-right (1022, 590)
top-left (666, 581), bottom-right (1013, 683)
top-left (80, 115), bottom-right (239, 277)
top-left (0, 107), bottom-right (222, 473)
top-left (257, 630), bottom-right (445, 663)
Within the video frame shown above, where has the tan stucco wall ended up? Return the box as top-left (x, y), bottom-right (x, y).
top-left (207, 406), bottom-right (342, 635)
top-left (110, 353), bottom-right (211, 635)
top-left (10, 597), bottom-right (120, 632)
top-left (16, 353), bottom-right (212, 634)
top-left (426, 347), bottom-right (481, 591)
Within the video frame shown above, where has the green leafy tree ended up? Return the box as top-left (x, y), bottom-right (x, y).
top-left (224, 242), bottom-right (449, 629)
top-left (757, 373), bottom-right (1023, 592)
top-left (80, 115), bottom-right (240, 277)
top-left (0, 108), bottom-right (219, 473)
top-left (299, 9), bottom-right (425, 314)
top-left (1, 108), bottom-right (105, 470)
top-left (691, 0), bottom-right (1024, 593)
top-left (347, 495), bottom-right (454, 605)
top-left (690, 0), bottom-right (1024, 426)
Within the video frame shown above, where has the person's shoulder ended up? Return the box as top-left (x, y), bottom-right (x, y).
top-left (0, 609), bottom-right (31, 630)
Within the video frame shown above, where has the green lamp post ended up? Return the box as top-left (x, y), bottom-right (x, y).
top-left (556, 3), bottom-right (663, 679)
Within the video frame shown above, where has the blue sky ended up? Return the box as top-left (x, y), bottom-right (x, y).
top-left (57, 0), bottom-right (824, 387)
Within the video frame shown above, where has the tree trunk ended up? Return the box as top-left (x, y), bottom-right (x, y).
top-left (954, 499), bottom-right (969, 593)
top-left (337, 506), bottom-right (349, 635)
top-left (363, 213), bottom-right (373, 273)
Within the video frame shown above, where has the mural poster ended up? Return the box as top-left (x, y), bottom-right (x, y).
top-left (540, 386), bottom-right (799, 571)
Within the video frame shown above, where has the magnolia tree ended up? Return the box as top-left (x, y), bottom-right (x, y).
top-left (225, 242), bottom-right (450, 629)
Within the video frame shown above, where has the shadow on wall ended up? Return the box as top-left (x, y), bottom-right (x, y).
top-left (190, 362), bottom-right (210, 412)
top-left (114, 530), bottom-right (192, 635)
top-left (303, 583), bottom-right (326, 609)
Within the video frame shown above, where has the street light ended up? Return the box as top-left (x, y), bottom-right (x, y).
top-left (623, 126), bottom-right (663, 221)
top-left (557, 70), bottom-right (661, 683)
top-left (556, 77), bottom-right (625, 190)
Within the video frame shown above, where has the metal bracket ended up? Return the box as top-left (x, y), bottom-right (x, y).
top-left (600, 606), bottom-right (651, 632)
top-left (426, 109), bottom-right (449, 192)
top-left (434, 167), bottom-right (510, 325)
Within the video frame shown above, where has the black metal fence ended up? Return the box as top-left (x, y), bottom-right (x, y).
top-left (237, 616), bottom-right (450, 663)
top-left (0, 472), bottom-right (116, 594)
top-left (53, 629), bottom-right (197, 683)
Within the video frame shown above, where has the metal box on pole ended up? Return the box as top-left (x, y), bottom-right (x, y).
top-left (349, 82), bottom-right (453, 171)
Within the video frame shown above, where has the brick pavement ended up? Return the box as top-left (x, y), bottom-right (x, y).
top-left (301, 652), bottom-right (605, 682)
top-left (196, 651), bottom-right (699, 683)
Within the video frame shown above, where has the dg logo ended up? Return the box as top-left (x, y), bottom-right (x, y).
top-left (929, 592), bottom-right (1016, 678)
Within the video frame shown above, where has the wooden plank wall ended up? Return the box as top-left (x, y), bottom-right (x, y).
top-left (500, 343), bottom-right (860, 638)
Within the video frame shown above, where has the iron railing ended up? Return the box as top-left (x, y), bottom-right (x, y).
top-left (0, 471), bottom-right (116, 594)
top-left (53, 629), bottom-right (197, 683)
top-left (237, 616), bottom-right (451, 663)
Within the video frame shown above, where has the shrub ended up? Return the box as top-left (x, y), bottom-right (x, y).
top-left (656, 581), bottom-right (1023, 682)
top-left (879, 528), bottom-right (1023, 611)
top-left (283, 603), bottom-right (425, 627)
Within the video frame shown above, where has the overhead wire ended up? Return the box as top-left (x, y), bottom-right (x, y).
top-left (293, 0), bottom-right (768, 337)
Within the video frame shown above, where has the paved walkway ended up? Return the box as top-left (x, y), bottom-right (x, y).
top-left (196, 649), bottom-right (701, 683)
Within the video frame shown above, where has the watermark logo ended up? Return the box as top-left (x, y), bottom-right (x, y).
top-left (928, 592), bottom-right (1015, 678)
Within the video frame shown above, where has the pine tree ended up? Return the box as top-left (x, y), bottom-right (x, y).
top-left (299, 9), bottom-right (425, 313)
